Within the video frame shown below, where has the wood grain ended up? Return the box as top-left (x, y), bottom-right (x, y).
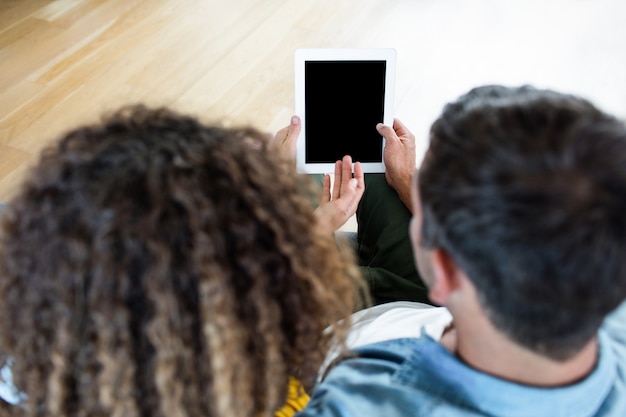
top-left (1, 0), bottom-right (625, 202)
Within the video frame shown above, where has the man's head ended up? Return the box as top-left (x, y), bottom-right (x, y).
top-left (0, 106), bottom-right (361, 417)
top-left (415, 85), bottom-right (626, 360)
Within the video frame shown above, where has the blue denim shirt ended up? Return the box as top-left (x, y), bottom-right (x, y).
top-left (299, 302), bottom-right (626, 417)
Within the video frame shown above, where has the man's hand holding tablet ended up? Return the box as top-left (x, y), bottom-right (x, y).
top-left (376, 119), bottom-right (417, 211)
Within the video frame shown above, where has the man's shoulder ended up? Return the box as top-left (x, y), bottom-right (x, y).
top-left (602, 301), bottom-right (626, 396)
top-left (298, 310), bottom-right (626, 417)
top-left (602, 301), bottom-right (626, 347)
top-left (351, 336), bottom-right (425, 361)
top-left (324, 337), bottom-right (429, 388)
top-left (299, 337), bottom-right (479, 417)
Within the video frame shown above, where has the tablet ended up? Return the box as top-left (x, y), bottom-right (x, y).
top-left (294, 48), bottom-right (396, 174)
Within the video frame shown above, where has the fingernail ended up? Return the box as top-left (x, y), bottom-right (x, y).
top-left (291, 116), bottom-right (300, 125)
top-left (376, 123), bottom-right (384, 130)
top-left (349, 179), bottom-right (357, 189)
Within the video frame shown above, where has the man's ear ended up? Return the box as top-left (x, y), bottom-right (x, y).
top-left (428, 248), bottom-right (462, 305)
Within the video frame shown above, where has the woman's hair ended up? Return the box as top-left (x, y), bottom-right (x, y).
top-left (0, 106), bottom-right (364, 417)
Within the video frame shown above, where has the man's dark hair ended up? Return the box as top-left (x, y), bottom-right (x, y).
top-left (419, 85), bottom-right (626, 360)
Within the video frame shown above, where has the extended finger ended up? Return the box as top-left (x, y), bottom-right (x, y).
top-left (273, 116), bottom-right (301, 157)
top-left (353, 161), bottom-right (365, 193)
top-left (346, 161), bottom-right (365, 209)
top-left (283, 115), bottom-right (301, 149)
top-left (321, 173), bottom-right (331, 203)
top-left (376, 122), bottom-right (400, 144)
top-left (392, 118), bottom-right (415, 142)
top-left (339, 155), bottom-right (357, 197)
top-left (332, 160), bottom-right (342, 201)
top-left (335, 163), bottom-right (364, 221)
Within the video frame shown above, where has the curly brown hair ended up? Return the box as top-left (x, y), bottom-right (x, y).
top-left (0, 106), bottom-right (364, 417)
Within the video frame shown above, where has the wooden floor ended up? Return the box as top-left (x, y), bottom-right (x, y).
top-left (1, 0), bottom-right (626, 201)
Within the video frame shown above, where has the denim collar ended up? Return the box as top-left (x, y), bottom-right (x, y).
top-left (396, 329), bottom-right (616, 417)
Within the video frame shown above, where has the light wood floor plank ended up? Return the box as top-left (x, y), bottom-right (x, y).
top-left (0, 145), bottom-right (32, 201)
top-left (0, 79), bottom-right (45, 122)
top-left (0, 20), bottom-right (65, 91)
top-left (0, 2), bottom-right (174, 146)
top-left (0, 0), bottom-right (49, 34)
top-left (0, 17), bottom-right (44, 49)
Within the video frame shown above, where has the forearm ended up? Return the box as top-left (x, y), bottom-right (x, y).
top-left (388, 175), bottom-right (413, 214)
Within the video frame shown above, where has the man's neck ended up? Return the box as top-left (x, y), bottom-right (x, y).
top-left (441, 318), bottom-right (599, 387)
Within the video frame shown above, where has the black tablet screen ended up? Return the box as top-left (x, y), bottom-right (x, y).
top-left (305, 61), bottom-right (386, 163)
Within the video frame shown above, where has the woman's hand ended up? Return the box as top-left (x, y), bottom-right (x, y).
top-left (315, 155), bottom-right (364, 233)
top-left (270, 116), bottom-right (300, 164)
top-left (272, 115), bottom-right (365, 232)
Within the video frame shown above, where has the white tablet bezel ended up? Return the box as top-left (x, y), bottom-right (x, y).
top-left (294, 48), bottom-right (396, 174)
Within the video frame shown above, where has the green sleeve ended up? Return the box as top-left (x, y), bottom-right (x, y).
top-left (356, 174), bottom-right (430, 305)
